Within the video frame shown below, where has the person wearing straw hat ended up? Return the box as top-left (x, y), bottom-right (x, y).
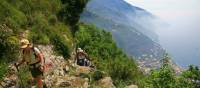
top-left (15, 39), bottom-right (44, 88)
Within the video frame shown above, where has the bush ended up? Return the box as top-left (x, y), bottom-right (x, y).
top-left (92, 70), bottom-right (105, 81)
top-left (176, 76), bottom-right (195, 88)
top-left (28, 12), bottom-right (73, 58)
top-left (0, 61), bottom-right (8, 81)
top-left (181, 65), bottom-right (200, 88)
top-left (108, 57), bottom-right (140, 86)
top-left (17, 65), bottom-right (32, 88)
top-left (48, 15), bottom-right (58, 25)
top-left (145, 53), bottom-right (196, 88)
top-left (0, 24), bottom-right (19, 81)
top-left (0, 25), bottom-right (20, 62)
top-left (51, 34), bottom-right (70, 58)
top-left (30, 31), bottom-right (50, 45)
top-left (29, 14), bottom-right (51, 44)
top-left (0, 1), bottom-right (27, 33)
top-left (47, 23), bottom-right (73, 59)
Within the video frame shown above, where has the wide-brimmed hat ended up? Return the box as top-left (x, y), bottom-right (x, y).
top-left (20, 39), bottom-right (30, 48)
top-left (77, 48), bottom-right (83, 52)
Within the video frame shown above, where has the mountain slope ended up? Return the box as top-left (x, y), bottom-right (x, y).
top-left (81, 0), bottom-right (165, 59)
top-left (0, 0), bottom-right (144, 87)
top-left (0, 0), bottom-right (198, 88)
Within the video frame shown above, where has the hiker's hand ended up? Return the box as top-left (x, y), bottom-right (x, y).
top-left (39, 66), bottom-right (45, 72)
top-left (14, 63), bottom-right (20, 71)
top-left (14, 63), bottom-right (19, 68)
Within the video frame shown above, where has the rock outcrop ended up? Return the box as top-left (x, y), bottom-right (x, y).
top-left (97, 77), bottom-right (116, 88)
top-left (125, 85), bottom-right (138, 88)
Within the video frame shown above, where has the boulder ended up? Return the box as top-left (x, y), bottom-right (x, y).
top-left (64, 65), bottom-right (70, 72)
top-left (125, 85), bottom-right (138, 88)
top-left (98, 77), bottom-right (115, 88)
top-left (76, 66), bottom-right (91, 75)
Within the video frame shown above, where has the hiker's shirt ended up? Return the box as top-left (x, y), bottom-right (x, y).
top-left (78, 52), bottom-right (86, 60)
top-left (23, 47), bottom-right (41, 67)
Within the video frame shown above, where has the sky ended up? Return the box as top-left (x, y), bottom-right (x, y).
top-left (124, 0), bottom-right (200, 67)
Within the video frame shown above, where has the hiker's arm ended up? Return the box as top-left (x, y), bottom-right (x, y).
top-left (16, 59), bottom-right (25, 67)
top-left (74, 54), bottom-right (78, 64)
top-left (36, 53), bottom-right (42, 62)
top-left (84, 52), bottom-right (90, 60)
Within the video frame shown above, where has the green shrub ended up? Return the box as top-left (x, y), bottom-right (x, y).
top-left (181, 65), bottom-right (200, 88)
top-left (176, 76), bottom-right (195, 88)
top-left (17, 65), bottom-right (32, 88)
top-left (143, 53), bottom-right (199, 88)
top-left (42, 23), bottom-right (73, 59)
top-left (0, 24), bottom-right (19, 81)
top-left (29, 13), bottom-right (50, 44)
top-left (48, 15), bottom-right (58, 25)
top-left (0, 25), bottom-right (20, 62)
top-left (0, 61), bottom-right (8, 81)
top-left (79, 73), bottom-right (90, 79)
top-left (51, 34), bottom-right (70, 58)
top-left (92, 70), bottom-right (105, 81)
top-left (30, 31), bottom-right (50, 45)
top-left (0, 1), bottom-right (27, 33)
top-left (108, 57), bottom-right (140, 86)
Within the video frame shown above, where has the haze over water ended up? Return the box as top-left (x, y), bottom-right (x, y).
top-left (125, 0), bottom-right (200, 67)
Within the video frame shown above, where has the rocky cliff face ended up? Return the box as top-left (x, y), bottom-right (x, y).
top-left (0, 45), bottom-right (117, 88)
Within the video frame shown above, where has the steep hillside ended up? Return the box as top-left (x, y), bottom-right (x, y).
top-left (0, 0), bottom-right (199, 88)
top-left (0, 0), bottom-right (143, 88)
top-left (81, 0), bottom-right (165, 60)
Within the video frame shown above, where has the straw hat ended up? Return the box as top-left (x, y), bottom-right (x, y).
top-left (20, 39), bottom-right (30, 48)
top-left (77, 48), bottom-right (83, 52)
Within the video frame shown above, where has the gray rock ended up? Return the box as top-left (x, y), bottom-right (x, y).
top-left (64, 65), bottom-right (70, 72)
top-left (98, 77), bottom-right (115, 88)
top-left (125, 85), bottom-right (138, 88)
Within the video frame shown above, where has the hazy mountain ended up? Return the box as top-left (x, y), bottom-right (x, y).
top-left (80, 0), bottom-right (165, 59)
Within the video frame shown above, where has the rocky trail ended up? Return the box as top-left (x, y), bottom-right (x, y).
top-left (0, 45), bottom-right (118, 88)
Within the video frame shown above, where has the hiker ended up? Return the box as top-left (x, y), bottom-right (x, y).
top-left (75, 48), bottom-right (91, 66)
top-left (15, 39), bottom-right (44, 88)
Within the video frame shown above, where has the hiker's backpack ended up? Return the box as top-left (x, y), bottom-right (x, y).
top-left (32, 46), bottom-right (53, 72)
top-left (77, 52), bottom-right (91, 66)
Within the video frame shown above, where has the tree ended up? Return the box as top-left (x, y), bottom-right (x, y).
top-left (58, 0), bottom-right (88, 35)
top-left (146, 53), bottom-right (176, 88)
top-left (182, 65), bottom-right (200, 88)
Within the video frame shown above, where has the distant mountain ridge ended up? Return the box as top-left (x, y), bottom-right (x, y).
top-left (81, 0), bottom-right (165, 59)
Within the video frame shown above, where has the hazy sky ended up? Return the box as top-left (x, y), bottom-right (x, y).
top-left (124, 0), bottom-right (200, 67)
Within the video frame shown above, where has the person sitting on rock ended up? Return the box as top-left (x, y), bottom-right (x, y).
top-left (75, 48), bottom-right (90, 66)
top-left (15, 39), bottom-right (44, 88)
